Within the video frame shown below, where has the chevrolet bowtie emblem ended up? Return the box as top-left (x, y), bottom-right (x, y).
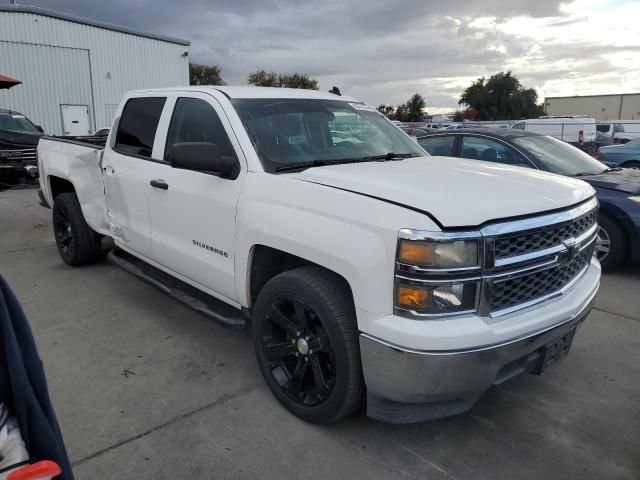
top-left (562, 238), bottom-right (580, 261)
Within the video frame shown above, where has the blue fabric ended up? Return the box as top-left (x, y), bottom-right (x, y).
top-left (0, 275), bottom-right (73, 479)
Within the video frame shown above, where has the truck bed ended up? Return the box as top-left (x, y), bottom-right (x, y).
top-left (37, 136), bottom-right (110, 235)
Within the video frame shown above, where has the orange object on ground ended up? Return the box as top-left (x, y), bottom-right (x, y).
top-left (7, 461), bottom-right (61, 480)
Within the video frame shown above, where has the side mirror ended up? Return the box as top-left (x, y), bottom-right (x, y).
top-left (167, 142), bottom-right (236, 178)
top-left (35, 125), bottom-right (44, 133)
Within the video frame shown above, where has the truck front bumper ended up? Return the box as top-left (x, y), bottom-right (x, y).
top-left (360, 284), bottom-right (597, 424)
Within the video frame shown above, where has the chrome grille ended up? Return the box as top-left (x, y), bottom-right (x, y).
top-left (481, 198), bottom-right (599, 317)
top-left (489, 243), bottom-right (595, 313)
top-left (494, 210), bottom-right (597, 260)
top-left (0, 148), bottom-right (37, 164)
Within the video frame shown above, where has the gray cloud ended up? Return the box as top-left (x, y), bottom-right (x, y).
top-left (24, 0), bottom-right (631, 110)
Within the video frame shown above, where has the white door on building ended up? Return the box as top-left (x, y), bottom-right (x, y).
top-left (60, 104), bottom-right (90, 136)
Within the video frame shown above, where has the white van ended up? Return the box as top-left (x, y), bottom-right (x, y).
top-left (512, 116), bottom-right (597, 151)
top-left (596, 122), bottom-right (640, 145)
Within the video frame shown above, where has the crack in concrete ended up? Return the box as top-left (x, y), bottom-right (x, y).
top-left (336, 436), bottom-right (418, 479)
top-left (71, 384), bottom-right (263, 467)
top-left (0, 244), bottom-right (55, 256)
top-left (388, 437), bottom-right (460, 480)
top-left (593, 307), bottom-right (640, 323)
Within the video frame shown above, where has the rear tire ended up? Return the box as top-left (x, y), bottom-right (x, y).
top-left (252, 267), bottom-right (363, 423)
top-left (622, 160), bottom-right (640, 169)
top-left (52, 192), bottom-right (102, 266)
top-left (595, 214), bottom-right (627, 270)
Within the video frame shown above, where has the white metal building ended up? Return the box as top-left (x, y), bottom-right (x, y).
top-left (544, 93), bottom-right (640, 121)
top-left (0, 5), bottom-right (189, 135)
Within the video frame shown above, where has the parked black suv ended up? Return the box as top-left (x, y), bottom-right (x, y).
top-left (0, 108), bottom-right (44, 188)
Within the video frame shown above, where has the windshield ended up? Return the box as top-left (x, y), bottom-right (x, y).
top-left (231, 98), bottom-right (426, 172)
top-left (513, 135), bottom-right (606, 176)
top-left (0, 113), bottom-right (40, 133)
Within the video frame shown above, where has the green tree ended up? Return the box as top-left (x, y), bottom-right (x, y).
top-left (247, 70), bottom-right (319, 90)
top-left (246, 70), bottom-right (279, 87)
top-left (459, 71), bottom-right (539, 120)
top-left (394, 103), bottom-right (409, 122)
top-left (189, 63), bottom-right (225, 85)
top-left (383, 93), bottom-right (426, 122)
top-left (376, 104), bottom-right (395, 118)
top-left (403, 93), bottom-right (426, 122)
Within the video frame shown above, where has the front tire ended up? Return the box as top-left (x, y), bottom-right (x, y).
top-left (52, 192), bottom-right (102, 266)
top-left (252, 267), bottom-right (363, 423)
top-left (595, 214), bottom-right (627, 270)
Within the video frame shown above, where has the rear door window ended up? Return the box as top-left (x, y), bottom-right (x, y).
top-left (417, 135), bottom-right (455, 156)
top-left (114, 97), bottom-right (166, 158)
top-left (461, 136), bottom-right (531, 167)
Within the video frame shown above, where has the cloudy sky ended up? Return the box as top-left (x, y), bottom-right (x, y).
top-left (24, 0), bottom-right (640, 113)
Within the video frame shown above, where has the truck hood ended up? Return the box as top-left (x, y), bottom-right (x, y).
top-left (0, 129), bottom-right (43, 147)
top-left (287, 156), bottom-right (595, 228)
top-left (575, 168), bottom-right (640, 195)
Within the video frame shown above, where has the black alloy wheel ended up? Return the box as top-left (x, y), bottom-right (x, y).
top-left (51, 192), bottom-right (102, 266)
top-left (259, 294), bottom-right (335, 406)
top-left (53, 199), bottom-right (75, 260)
top-left (252, 267), bottom-right (363, 423)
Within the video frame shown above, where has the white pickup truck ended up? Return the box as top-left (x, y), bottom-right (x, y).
top-left (37, 86), bottom-right (601, 424)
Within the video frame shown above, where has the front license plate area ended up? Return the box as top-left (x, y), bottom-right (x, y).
top-left (532, 329), bottom-right (576, 375)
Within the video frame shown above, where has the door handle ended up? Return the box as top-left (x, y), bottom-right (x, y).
top-left (150, 179), bottom-right (169, 190)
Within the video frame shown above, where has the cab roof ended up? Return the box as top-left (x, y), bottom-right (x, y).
top-left (129, 85), bottom-right (360, 102)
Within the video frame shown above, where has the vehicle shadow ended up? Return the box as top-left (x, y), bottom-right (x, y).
top-left (604, 262), bottom-right (639, 279)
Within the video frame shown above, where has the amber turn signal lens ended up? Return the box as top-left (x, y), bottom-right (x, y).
top-left (398, 240), bottom-right (434, 265)
top-left (397, 285), bottom-right (432, 308)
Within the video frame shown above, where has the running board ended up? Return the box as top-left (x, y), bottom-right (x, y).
top-left (107, 249), bottom-right (246, 329)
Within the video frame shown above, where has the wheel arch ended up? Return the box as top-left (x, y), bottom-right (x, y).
top-left (48, 175), bottom-right (76, 200)
top-left (598, 205), bottom-right (632, 260)
top-left (620, 159), bottom-right (640, 168)
top-left (246, 245), bottom-right (355, 313)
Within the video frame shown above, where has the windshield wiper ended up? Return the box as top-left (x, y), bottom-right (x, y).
top-left (275, 160), bottom-right (330, 172)
top-left (575, 167), bottom-right (622, 177)
top-left (358, 152), bottom-right (415, 161)
top-left (274, 153), bottom-right (416, 172)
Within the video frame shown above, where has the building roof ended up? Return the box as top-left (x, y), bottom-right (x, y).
top-left (545, 93), bottom-right (640, 100)
top-left (0, 4), bottom-right (190, 46)
top-left (131, 85), bottom-right (360, 101)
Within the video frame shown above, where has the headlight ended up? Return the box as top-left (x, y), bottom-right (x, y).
top-left (398, 238), bottom-right (479, 269)
top-left (629, 196), bottom-right (640, 206)
top-left (395, 230), bottom-right (482, 318)
top-left (396, 282), bottom-right (478, 315)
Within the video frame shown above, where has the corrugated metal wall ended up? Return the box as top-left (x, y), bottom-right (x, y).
top-left (0, 41), bottom-right (93, 134)
top-left (545, 94), bottom-right (640, 121)
top-left (0, 10), bottom-right (189, 135)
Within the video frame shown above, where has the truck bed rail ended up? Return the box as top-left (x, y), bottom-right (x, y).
top-left (42, 135), bottom-right (107, 149)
